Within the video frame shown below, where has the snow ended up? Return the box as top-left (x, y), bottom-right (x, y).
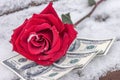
top-left (0, 0), bottom-right (54, 16)
top-left (0, 0), bottom-right (120, 80)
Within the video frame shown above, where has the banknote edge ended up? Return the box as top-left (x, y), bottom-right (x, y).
top-left (0, 61), bottom-right (25, 80)
top-left (96, 37), bottom-right (116, 56)
top-left (101, 37), bottom-right (116, 55)
top-left (77, 37), bottom-right (116, 56)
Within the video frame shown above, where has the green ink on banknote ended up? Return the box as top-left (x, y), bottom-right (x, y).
top-left (70, 59), bottom-right (79, 64)
top-left (48, 72), bottom-right (58, 77)
top-left (86, 45), bottom-right (95, 49)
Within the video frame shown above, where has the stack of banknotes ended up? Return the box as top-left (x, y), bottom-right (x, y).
top-left (1, 38), bottom-right (115, 80)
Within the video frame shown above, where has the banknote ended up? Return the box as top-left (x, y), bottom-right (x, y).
top-left (1, 55), bottom-right (74, 80)
top-left (1, 38), bottom-right (115, 80)
top-left (68, 38), bottom-right (115, 55)
top-left (53, 38), bottom-right (115, 69)
top-left (53, 51), bottom-right (99, 69)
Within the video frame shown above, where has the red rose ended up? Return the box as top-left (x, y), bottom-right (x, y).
top-left (10, 3), bottom-right (77, 66)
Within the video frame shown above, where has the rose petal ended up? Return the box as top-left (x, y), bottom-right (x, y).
top-left (35, 14), bottom-right (64, 32)
top-left (45, 26), bottom-right (61, 54)
top-left (36, 59), bottom-right (54, 66)
top-left (15, 36), bottom-right (38, 61)
top-left (12, 19), bottom-right (38, 60)
top-left (30, 36), bottom-right (44, 47)
top-left (19, 23), bottom-right (49, 51)
top-left (37, 28), bottom-right (53, 43)
top-left (50, 33), bottom-right (69, 61)
top-left (19, 23), bottom-right (51, 55)
top-left (36, 38), bottom-right (60, 60)
top-left (41, 2), bottom-right (62, 25)
top-left (36, 26), bottom-right (61, 60)
top-left (34, 23), bottom-right (51, 32)
top-left (11, 19), bottom-right (28, 51)
top-left (41, 3), bottom-right (57, 18)
top-left (28, 42), bottom-right (44, 55)
top-left (64, 24), bottom-right (77, 45)
top-left (26, 15), bottom-right (48, 28)
top-left (28, 36), bottom-right (50, 55)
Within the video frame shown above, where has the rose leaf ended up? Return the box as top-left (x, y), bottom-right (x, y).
top-left (88, 0), bottom-right (96, 6)
top-left (61, 13), bottom-right (73, 24)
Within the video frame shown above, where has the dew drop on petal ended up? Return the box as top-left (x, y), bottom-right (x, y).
top-left (38, 58), bottom-right (41, 60)
top-left (44, 47), bottom-right (47, 50)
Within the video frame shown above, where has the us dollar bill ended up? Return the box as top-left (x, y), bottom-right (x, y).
top-left (53, 38), bottom-right (115, 69)
top-left (1, 38), bottom-right (115, 80)
top-left (53, 51), bottom-right (99, 69)
top-left (68, 38), bottom-right (115, 55)
top-left (1, 55), bottom-right (73, 80)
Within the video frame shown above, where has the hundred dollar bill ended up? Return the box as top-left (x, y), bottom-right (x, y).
top-left (53, 38), bottom-right (115, 69)
top-left (1, 55), bottom-right (73, 80)
top-left (53, 51), bottom-right (99, 69)
top-left (68, 38), bottom-right (115, 55)
top-left (32, 66), bottom-right (73, 80)
top-left (1, 38), bottom-right (115, 80)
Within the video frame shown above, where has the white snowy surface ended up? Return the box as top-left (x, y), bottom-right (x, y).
top-left (0, 0), bottom-right (54, 16)
top-left (0, 0), bottom-right (120, 80)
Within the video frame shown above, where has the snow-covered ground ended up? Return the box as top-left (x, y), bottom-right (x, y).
top-left (0, 0), bottom-right (55, 16)
top-left (0, 0), bottom-right (120, 80)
